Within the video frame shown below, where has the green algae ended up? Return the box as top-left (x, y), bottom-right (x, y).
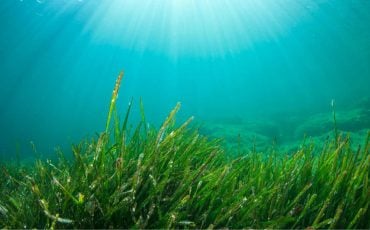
top-left (0, 73), bottom-right (369, 229)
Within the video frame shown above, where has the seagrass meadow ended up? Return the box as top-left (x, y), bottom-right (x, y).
top-left (0, 72), bottom-right (369, 229)
top-left (1, 1), bottom-right (370, 229)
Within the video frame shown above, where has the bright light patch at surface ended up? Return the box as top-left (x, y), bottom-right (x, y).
top-left (77, 0), bottom-right (313, 58)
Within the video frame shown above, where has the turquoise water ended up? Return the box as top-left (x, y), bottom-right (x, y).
top-left (0, 0), bottom-right (369, 159)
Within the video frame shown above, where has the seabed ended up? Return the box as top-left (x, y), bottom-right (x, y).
top-left (0, 72), bottom-right (369, 229)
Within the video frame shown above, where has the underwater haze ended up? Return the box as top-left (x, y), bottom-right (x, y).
top-left (0, 0), bottom-right (369, 159)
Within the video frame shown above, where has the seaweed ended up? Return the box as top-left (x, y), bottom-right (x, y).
top-left (0, 72), bottom-right (369, 229)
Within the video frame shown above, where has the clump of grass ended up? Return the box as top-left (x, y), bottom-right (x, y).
top-left (0, 72), bottom-right (369, 229)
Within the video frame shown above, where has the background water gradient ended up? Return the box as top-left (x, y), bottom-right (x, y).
top-left (0, 0), bottom-right (369, 159)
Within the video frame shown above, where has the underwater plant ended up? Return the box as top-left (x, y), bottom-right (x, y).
top-left (0, 72), bottom-right (369, 229)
